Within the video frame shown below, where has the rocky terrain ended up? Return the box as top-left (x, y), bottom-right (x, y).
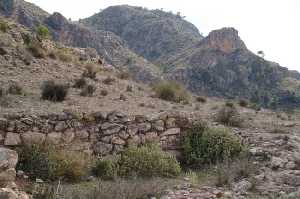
top-left (0, 1), bottom-right (300, 199)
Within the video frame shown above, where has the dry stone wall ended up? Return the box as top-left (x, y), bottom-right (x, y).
top-left (0, 111), bottom-right (199, 156)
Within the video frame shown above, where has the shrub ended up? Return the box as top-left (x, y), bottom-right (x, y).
top-left (153, 81), bottom-right (190, 103)
top-left (27, 41), bottom-right (46, 58)
top-left (196, 96), bottom-right (207, 103)
top-left (0, 20), bottom-right (9, 32)
top-left (118, 71), bottom-right (130, 80)
top-left (216, 105), bottom-right (244, 127)
top-left (118, 144), bottom-right (181, 178)
top-left (225, 101), bottom-right (234, 108)
top-left (8, 82), bottom-right (23, 95)
top-left (41, 81), bottom-right (68, 102)
top-left (100, 89), bottom-right (108, 96)
top-left (126, 85), bottom-right (133, 92)
top-left (36, 25), bottom-right (50, 40)
top-left (82, 64), bottom-right (98, 79)
top-left (239, 99), bottom-right (249, 107)
top-left (56, 50), bottom-right (73, 62)
top-left (17, 144), bottom-right (90, 182)
top-left (103, 76), bottom-right (115, 85)
top-left (0, 87), bottom-right (5, 97)
top-left (73, 77), bottom-right (87, 88)
top-left (80, 84), bottom-right (96, 97)
top-left (48, 51), bottom-right (57, 60)
top-left (93, 158), bottom-right (118, 180)
top-left (182, 126), bottom-right (243, 166)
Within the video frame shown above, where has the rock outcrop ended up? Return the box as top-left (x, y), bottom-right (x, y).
top-left (83, 5), bottom-right (203, 63)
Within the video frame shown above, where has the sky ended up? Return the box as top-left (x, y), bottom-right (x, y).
top-left (27, 0), bottom-right (300, 72)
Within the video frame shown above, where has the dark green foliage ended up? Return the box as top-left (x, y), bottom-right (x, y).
top-left (41, 81), bottom-right (68, 102)
top-left (73, 77), bottom-right (87, 88)
top-left (196, 96), bottom-right (207, 103)
top-left (216, 104), bottom-right (244, 127)
top-left (239, 99), bottom-right (248, 107)
top-left (118, 144), bottom-right (181, 178)
top-left (182, 126), bottom-right (243, 166)
top-left (36, 25), bottom-right (50, 40)
top-left (93, 159), bottom-right (118, 180)
top-left (154, 81), bottom-right (190, 103)
top-left (80, 84), bottom-right (96, 97)
top-left (0, 20), bottom-right (9, 32)
top-left (17, 144), bottom-right (52, 180)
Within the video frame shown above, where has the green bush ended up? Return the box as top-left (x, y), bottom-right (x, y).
top-left (216, 104), bottom-right (244, 127)
top-left (17, 145), bottom-right (90, 182)
top-left (182, 126), bottom-right (243, 166)
top-left (154, 81), bottom-right (190, 103)
top-left (36, 25), bottom-right (50, 40)
top-left (73, 77), bottom-right (87, 88)
top-left (41, 81), bottom-right (68, 102)
top-left (93, 158), bottom-right (118, 180)
top-left (0, 20), bottom-right (9, 33)
top-left (118, 144), bottom-right (181, 178)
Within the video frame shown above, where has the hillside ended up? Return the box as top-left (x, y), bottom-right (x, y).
top-left (0, 0), bottom-right (161, 83)
top-left (1, 4), bottom-right (300, 199)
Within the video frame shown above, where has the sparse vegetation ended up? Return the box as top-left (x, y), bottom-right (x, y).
top-left (103, 76), bottom-right (116, 85)
top-left (153, 81), bottom-right (190, 103)
top-left (41, 81), bottom-right (69, 102)
top-left (8, 82), bottom-right (23, 95)
top-left (100, 89), bottom-right (108, 96)
top-left (118, 71), bottom-right (130, 80)
top-left (36, 25), bottom-right (50, 40)
top-left (33, 178), bottom-right (173, 199)
top-left (196, 96), bottom-right (207, 103)
top-left (83, 64), bottom-right (98, 79)
top-left (80, 84), bottom-right (96, 97)
top-left (239, 99), bottom-right (249, 107)
top-left (56, 49), bottom-right (73, 62)
top-left (0, 20), bottom-right (9, 33)
top-left (182, 125), bottom-right (243, 166)
top-left (216, 104), bottom-right (244, 127)
top-left (73, 77), bottom-right (87, 88)
top-left (17, 144), bottom-right (91, 182)
top-left (27, 40), bottom-right (46, 58)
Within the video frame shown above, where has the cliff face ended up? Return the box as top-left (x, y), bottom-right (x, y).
top-left (164, 28), bottom-right (300, 107)
top-left (83, 5), bottom-right (203, 63)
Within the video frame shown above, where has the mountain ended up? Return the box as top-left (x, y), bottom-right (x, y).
top-left (83, 6), bottom-right (300, 108)
top-left (1, 1), bottom-right (299, 108)
top-left (164, 28), bottom-right (300, 107)
top-left (83, 5), bottom-right (203, 64)
top-left (0, 0), bottom-right (161, 83)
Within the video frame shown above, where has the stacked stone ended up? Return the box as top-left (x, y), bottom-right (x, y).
top-left (0, 147), bottom-right (29, 199)
top-left (0, 111), bottom-right (195, 156)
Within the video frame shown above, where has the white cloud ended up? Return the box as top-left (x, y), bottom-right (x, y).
top-left (27, 0), bottom-right (300, 72)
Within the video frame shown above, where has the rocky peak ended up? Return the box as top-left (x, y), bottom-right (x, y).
top-left (200, 27), bottom-right (247, 54)
top-left (44, 12), bottom-right (68, 31)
